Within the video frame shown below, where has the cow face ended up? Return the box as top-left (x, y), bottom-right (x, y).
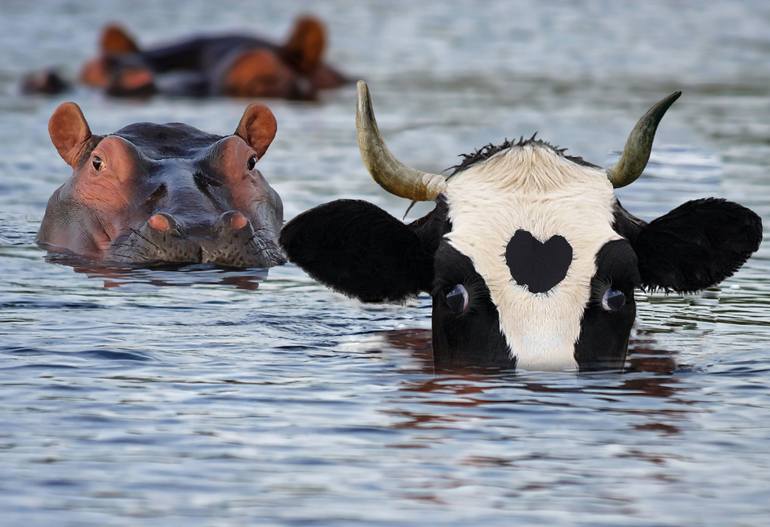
top-left (280, 82), bottom-right (762, 371)
top-left (432, 143), bottom-right (637, 370)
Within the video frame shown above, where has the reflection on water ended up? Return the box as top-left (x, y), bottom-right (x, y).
top-left (385, 328), bottom-right (684, 430)
top-left (375, 331), bottom-right (701, 514)
top-left (45, 252), bottom-right (269, 291)
top-left (2, 0), bottom-right (770, 525)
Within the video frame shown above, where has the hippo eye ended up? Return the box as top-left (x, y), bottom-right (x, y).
top-left (445, 284), bottom-right (469, 315)
top-left (601, 288), bottom-right (626, 312)
top-left (247, 154), bottom-right (258, 171)
top-left (92, 155), bottom-right (103, 171)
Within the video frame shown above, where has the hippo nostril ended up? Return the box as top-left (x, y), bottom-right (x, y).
top-left (148, 213), bottom-right (176, 233)
top-left (220, 210), bottom-right (249, 231)
top-left (230, 213), bottom-right (249, 231)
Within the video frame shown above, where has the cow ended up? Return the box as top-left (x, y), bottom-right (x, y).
top-left (280, 81), bottom-right (763, 371)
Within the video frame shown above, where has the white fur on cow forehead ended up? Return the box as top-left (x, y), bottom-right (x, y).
top-left (444, 144), bottom-right (620, 370)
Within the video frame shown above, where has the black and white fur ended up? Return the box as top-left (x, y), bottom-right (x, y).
top-left (280, 138), bottom-right (762, 371)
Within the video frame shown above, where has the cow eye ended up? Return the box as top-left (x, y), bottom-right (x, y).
top-left (92, 155), bottom-right (103, 171)
top-left (601, 288), bottom-right (626, 311)
top-left (247, 154), bottom-right (258, 171)
top-left (445, 284), bottom-right (469, 314)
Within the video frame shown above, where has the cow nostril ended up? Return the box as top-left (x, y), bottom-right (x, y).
top-left (148, 213), bottom-right (174, 232)
top-left (221, 211), bottom-right (249, 231)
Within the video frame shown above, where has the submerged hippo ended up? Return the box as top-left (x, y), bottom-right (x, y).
top-left (24, 16), bottom-right (347, 100)
top-left (38, 102), bottom-right (285, 268)
top-left (20, 69), bottom-right (71, 95)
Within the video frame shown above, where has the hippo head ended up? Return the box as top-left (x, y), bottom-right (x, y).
top-left (38, 102), bottom-right (285, 268)
top-left (79, 24), bottom-right (156, 96)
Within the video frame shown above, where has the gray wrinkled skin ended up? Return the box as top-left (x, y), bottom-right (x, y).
top-left (38, 121), bottom-right (285, 268)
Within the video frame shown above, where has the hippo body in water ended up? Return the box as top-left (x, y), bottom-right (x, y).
top-left (24, 16), bottom-right (347, 100)
top-left (20, 69), bottom-right (71, 95)
top-left (38, 102), bottom-right (285, 268)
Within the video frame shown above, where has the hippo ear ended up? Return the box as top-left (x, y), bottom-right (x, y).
top-left (632, 198), bottom-right (762, 292)
top-left (100, 24), bottom-right (140, 54)
top-left (48, 102), bottom-right (93, 167)
top-left (235, 103), bottom-right (277, 159)
top-left (283, 16), bottom-right (326, 73)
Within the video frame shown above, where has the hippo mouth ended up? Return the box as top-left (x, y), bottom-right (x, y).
top-left (108, 211), bottom-right (286, 268)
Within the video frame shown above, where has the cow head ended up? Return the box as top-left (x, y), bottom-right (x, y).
top-left (281, 82), bottom-right (762, 371)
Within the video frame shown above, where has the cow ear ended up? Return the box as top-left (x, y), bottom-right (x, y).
top-left (49, 102), bottom-right (93, 167)
top-left (235, 103), bottom-right (277, 158)
top-left (633, 198), bottom-right (762, 292)
top-left (280, 199), bottom-right (434, 303)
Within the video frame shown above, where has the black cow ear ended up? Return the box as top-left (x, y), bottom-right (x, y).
top-left (633, 198), bottom-right (762, 292)
top-left (280, 199), bottom-right (434, 303)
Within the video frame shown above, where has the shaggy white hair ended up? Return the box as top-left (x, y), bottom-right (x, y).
top-left (445, 144), bottom-right (619, 370)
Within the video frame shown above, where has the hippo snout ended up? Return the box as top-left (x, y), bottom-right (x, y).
top-left (204, 211), bottom-right (286, 267)
top-left (39, 102), bottom-right (284, 268)
top-left (110, 209), bottom-right (284, 268)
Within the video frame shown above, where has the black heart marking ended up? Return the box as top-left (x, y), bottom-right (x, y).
top-left (505, 230), bottom-right (573, 294)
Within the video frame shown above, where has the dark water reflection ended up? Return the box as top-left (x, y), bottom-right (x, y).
top-left (2, 0), bottom-right (770, 525)
top-left (44, 253), bottom-right (269, 291)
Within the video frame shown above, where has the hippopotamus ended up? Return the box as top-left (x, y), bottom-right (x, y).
top-left (23, 15), bottom-right (348, 100)
top-left (20, 68), bottom-right (71, 95)
top-left (38, 102), bottom-right (286, 268)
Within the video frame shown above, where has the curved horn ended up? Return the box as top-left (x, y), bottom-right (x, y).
top-left (607, 91), bottom-right (681, 188)
top-left (356, 80), bottom-right (447, 201)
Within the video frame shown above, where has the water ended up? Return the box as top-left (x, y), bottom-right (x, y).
top-left (2, 1), bottom-right (770, 525)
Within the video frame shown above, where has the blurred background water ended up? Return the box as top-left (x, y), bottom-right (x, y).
top-left (1, 1), bottom-right (770, 525)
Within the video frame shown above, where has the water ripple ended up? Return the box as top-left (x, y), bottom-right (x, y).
top-left (1, 1), bottom-right (770, 526)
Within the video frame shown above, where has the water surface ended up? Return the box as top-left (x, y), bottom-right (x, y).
top-left (2, 1), bottom-right (770, 525)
